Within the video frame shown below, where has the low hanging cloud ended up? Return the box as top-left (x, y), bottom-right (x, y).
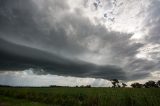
top-left (0, 38), bottom-right (126, 80)
top-left (0, 0), bottom-right (160, 85)
top-left (0, 69), bottom-right (112, 87)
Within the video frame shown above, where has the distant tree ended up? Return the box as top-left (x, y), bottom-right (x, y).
top-left (49, 85), bottom-right (57, 87)
top-left (0, 85), bottom-right (11, 87)
top-left (143, 81), bottom-right (158, 88)
top-left (131, 83), bottom-right (143, 88)
top-left (156, 80), bottom-right (160, 87)
top-left (85, 85), bottom-right (91, 88)
top-left (122, 83), bottom-right (127, 88)
top-left (118, 85), bottom-right (121, 88)
top-left (80, 85), bottom-right (84, 88)
top-left (111, 79), bottom-right (120, 88)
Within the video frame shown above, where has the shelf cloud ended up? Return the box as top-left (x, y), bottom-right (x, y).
top-left (0, 0), bottom-right (160, 86)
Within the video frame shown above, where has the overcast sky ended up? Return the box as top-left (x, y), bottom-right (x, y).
top-left (0, 0), bottom-right (160, 87)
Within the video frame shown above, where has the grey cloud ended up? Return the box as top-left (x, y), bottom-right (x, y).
top-left (124, 58), bottom-right (156, 80)
top-left (128, 0), bottom-right (160, 79)
top-left (140, 0), bottom-right (160, 45)
top-left (0, 0), bottom-right (89, 58)
top-left (0, 0), bottom-right (160, 81)
top-left (0, 38), bottom-right (126, 80)
top-left (145, 0), bottom-right (160, 44)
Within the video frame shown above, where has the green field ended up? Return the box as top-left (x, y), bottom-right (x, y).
top-left (0, 87), bottom-right (160, 106)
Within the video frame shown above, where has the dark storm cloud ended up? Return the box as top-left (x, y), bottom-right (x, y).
top-left (0, 0), bottom-right (86, 56)
top-left (0, 38), bottom-right (126, 80)
top-left (0, 0), bottom-right (159, 81)
top-left (124, 58), bottom-right (156, 80)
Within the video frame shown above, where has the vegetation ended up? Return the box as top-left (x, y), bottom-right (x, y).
top-left (0, 95), bottom-right (47, 106)
top-left (0, 87), bottom-right (160, 106)
top-left (110, 79), bottom-right (120, 88)
top-left (157, 80), bottom-right (160, 87)
top-left (0, 80), bottom-right (160, 106)
top-left (131, 83), bottom-right (143, 88)
top-left (131, 80), bottom-right (160, 88)
top-left (122, 83), bottom-right (127, 88)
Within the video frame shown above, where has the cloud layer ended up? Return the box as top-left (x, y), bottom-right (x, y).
top-left (0, 69), bottom-right (112, 87)
top-left (0, 0), bottom-right (160, 84)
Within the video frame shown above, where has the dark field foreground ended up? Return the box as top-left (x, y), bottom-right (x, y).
top-left (0, 87), bottom-right (160, 106)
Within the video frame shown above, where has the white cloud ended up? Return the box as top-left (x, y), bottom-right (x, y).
top-left (1, 69), bottom-right (159, 87)
top-left (0, 69), bottom-right (112, 87)
top-left (136, 43), bottom-right (160, 61)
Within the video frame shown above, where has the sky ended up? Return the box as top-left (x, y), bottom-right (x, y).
top-left (0, 0), bottom-right (160, 87)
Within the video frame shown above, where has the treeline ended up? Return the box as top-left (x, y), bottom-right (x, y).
top-left (0, 85), bottom-right (12, 87)
top-left (110, 79), bottom-right (160, 88)
top-left (0, 80), bottom-right (160, 88)
top-left (50, 79), bottom-right (160, 88)
top-left (131, 80), bottom-right (160, 88)
top-left (49, 85), bottom-right (91, 88)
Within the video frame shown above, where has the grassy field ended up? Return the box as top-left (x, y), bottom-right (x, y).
top-left (0, 95), bottom-right (48, 106)
top-left (0, 87), bottom-right (160, 106)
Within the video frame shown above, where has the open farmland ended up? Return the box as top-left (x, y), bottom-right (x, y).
top-left (0, 87), bottom-right (160, 106)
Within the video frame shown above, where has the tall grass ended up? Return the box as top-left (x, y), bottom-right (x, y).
top-left (0, 87), bottom-right (160, 106)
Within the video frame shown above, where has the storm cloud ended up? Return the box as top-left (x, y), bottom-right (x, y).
top-left (0, 0), bottom-right (160, 85)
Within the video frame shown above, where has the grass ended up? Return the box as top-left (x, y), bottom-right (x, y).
top-left (0, 95), bottom-right (48, 106)
top-left (0, 87), bottom-right (160, 106)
